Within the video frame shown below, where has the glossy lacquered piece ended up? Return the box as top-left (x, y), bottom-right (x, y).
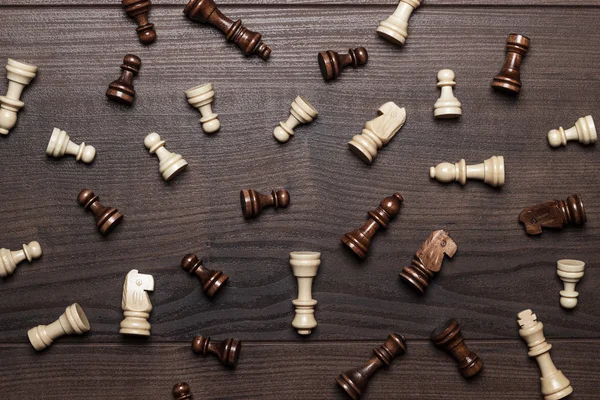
top-left (120, 269), bottom-right (154, 336)
top-left (492, 33), bottom-right (530, 94)
top-left (46, 128), bottom-right (96, 164)
top-left (192, 335), bottom-right (241, 368)
top-left (240, 188), bottom-right (290, 218)
top-left (122, 0), bottom-right (156, 44)
top-left (290, 252), bottom-right (321, 335)
top-left (431, 319), bottom-right (483, 378)
top-left (27, 303), bottom-right (90, 351)
top-left (106, 54), bottom-right (141, 105)
top-left (0, 58), bottom-right (38, 135)
top-left (434, 69), bottom-right (462, 118)
top-left (430, 156), bottom-right (505, 187)
top-left (377, 0), bottom-right (422, 46)
top-left (518, 194), bottom-right (586, 235)
top-left (181, 253), bottom-right (228, 297)
top-left (172, 382), bottom-right (193, 400)
top-left (144, 133), bottom-right (188, 181)
top-left (185, 83), bottom-right (220, 133)
top-left (318, 47), bottom-right (368, 81)
top-left (556, 259), bottom-right (585, 309)
top-left (548, 115), bottom-right (597, 147)
top-left (273, 96), bottom-right (318, 143)
top-left (0, 241), bottom-right (42, 278)
top-left (78, 189), bottom-right (124, 235)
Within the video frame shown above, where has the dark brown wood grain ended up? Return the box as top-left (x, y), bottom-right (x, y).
top-left (1, 1), bottom-right (599, 6)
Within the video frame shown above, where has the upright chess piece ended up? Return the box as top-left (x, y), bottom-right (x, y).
top-left (192, 335), bottom-right (241, 368)
top-left (240, 188), bottom-right (290, 219)
top-left (518, 194), bottom-right (586, 236)
top-left (399, 230), bottom-right (457, 294)
top-left (336, 333), bottom-right (406, 399)
top-left (548, 115), bottom-right (597, 147)
top-left (434, 69), bottom-right (462, 119)
top-left (318, 47), bottom-right (368, 81)
top-left (46, 128), bottom-right (96, 164)
top-left (144, 133), bottom-right (188, 181)
top-left (376, 0), bottom-right (422, 46)
top-left (492, 33), bottom-right (530, 95)
top-left (185, 83), bottom-right (220, 133)
top-left (430, 156), bottom-right (505, 187)
top-left (181, 253), bottom-right (229, 297)
top-left (517, 309), bottom-right (573, 400)
top-left (0, 241), bottom-right (42, 278)
top-left (431, 319), bottom-right (483, 378)
top-left (120, 269), bottom-right (154, 336)
top-left (184, 0), bottom-right (271, 60)
top-left (0, 58), bottom-right (38, 135)
top-left (106, 54), bottom-right (141, 105)
top-left (78, 189), bottom-right (124, 235)
top-left (556, 259), bottom-right (585, 309)
top-left (348, 102), bottom-right (406, 164)
top-left (290, 252), bottom-right (321, 335)
top-left (341, 193), bottom-right (403, 259)
top-left (273, 96), bottom-right (318, 143)
top-left (122, 0), bottom-right (156, 44)
top-left (172, 382), bottom-right (193, 400)
top-left (27, 303), bottom-right (90, 351)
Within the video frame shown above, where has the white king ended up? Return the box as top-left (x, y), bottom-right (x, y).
top-left (28, 303), bottom-right (91, 351)
top-left (290, 252), bottom-right (321, 335)
top-left (0, 58), bottom-right (38, 135)
top-left (120, 269), bottom-right (155, 336)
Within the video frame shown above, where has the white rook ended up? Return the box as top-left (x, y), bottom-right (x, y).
top-left (28, 303), bottom-right (90, 351)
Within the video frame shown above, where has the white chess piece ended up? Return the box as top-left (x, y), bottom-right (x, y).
top-left (430, 156), bottom-right (505, 187)
top-left (27, 303), bottom-right (90, 351)
top-left (46, 128), bottom-right (96, 164)
top-left (547, 115), bottom-right (597, 147)
top-left (290, 252), bottom-right (321, 335)
top-left (144, 132), bottom-right (188, 181)
top-left (0, 58), bottom-right (38, 135)
top-left (0, 241), bottom-right (42, 277)
top-left (273, 96), bottom-right (318, 143)
top-left (120, 269), bottom-right (154, 336)
top-left (434, 69), bottom-right (462, 119)
top-left (376, 0), bottom-right (423, 46)
top-left (348, 102), bottom-right (406, 164)
top-left (185, 83), bottom-right (220, 134)
top-left (556, 259), bottom-right (585, 309)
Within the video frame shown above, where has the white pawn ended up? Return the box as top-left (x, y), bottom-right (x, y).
top-left (548, 115), bottom-right (597, 147)
top-left (28, 303), bottom-right (90, 351)
top-left (556, 259), bottom-right (585, 309)
top-left (0, 58), bottom-right (38, 135)
top-left (273, 96), bottom-right (318, 143)
top-left (434, 69), bottom-right (462, 119)
top-left (0, 241), bottom-right (42, 277)
top-left (46, 128), bottom-right (96, 164)
top-left (120, 269), bottom-right (154, 336)
top-left (290, 251), bottom-right (321, 335)
top-left (144, 132), bottom-right (188, 181)
top-left (376, 0), bottom-right (423, 46)
top-left (185, 83), bottom-right (220, 134)
top-left (430, 156), bottom-right (505, 187)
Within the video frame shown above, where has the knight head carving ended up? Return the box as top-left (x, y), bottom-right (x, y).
top-left (364, 102), bottom-right (406, 143)
top-left (122, 269), bottom-right (155, 312)
top-left (416, 229), bottom-right (457, 273)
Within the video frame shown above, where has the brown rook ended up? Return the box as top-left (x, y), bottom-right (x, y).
top-left (491, 33), bottom-right (530, 94)
top-left (318, 47), bottom-right (368, 81)
top-left (431, 319), bottom-right (483, 378)
top-left (78, 189), bottom-right (123, 235)
top-left (181, 253), bottom-right (229, 297)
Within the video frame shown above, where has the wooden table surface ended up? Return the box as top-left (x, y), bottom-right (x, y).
top-left (1, 0), bottom-right (599, 399)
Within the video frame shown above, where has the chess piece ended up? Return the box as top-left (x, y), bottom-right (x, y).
top-left (144, 133), bottom-right (188, 181)
top-left (336, 333), bottom-right (406, 399)
top-left (172, 382), bottom-right (193, 400)
top-left (492, 33), bottom-right (530, 94)
top-left (181, 253), bottom-right (229, 297)
top-left (184, 0), bottom-right (271, 60)
top-left (0, 58), bottom-right (38, 135)
top-left (376, 0), bottom-right (422, 46)
top-left (192, 335), bottom-right (241, 368)
top-left (120, 269), bottom-right (154, 336)
top-left (399, 230), bottom-right (457, 294)
top-left (556, 259), bottom-right (585, 309)
top-left (0, 241), bottom-right (42, 278)
top-left (78, 189), bottom-right (124, 235)
top-left (430, 156), bottom-right (505, 187)
top-left (290, 252), bottom-right (321, 335)
top-left (318, 47), bottom-right (368, 81)
top-left (348, 102), bottom-right (406, 164)
top-left (122, 0), bottom-right (156, 44)
top-left (106, 54), bottom-right (141, 105)
top-left (27, 303), bottom-right (90, 351)
top-left (518, 194), bottom-right (586, 236)
top-left (46, 128), bottom-right (96, 164)
top-left (185, 83), bottom-right (220, 133)
top-left (341, 193), bottom-right (404, 259)
top-left (548, 115), bottom-right (597, 147)
top-left (273, 96), bottom-right (318, 143)
top-left (517, 309), bottom-right (573, 400)
top-left (240, 188), bottom-right (290, 218)
top-left (434, 69), bottom-right (462, 119)
top-left (431, 319), bottom-right (483, 378)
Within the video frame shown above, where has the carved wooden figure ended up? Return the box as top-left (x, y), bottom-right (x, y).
top-left (431, 319), bottom-right (483, 378)
top-left (430, 156), bottom-right (505, 187)
top-left (144, 132), bottom-right (188, 181)
top-left (185, 83), bottom-right (220, 133)
top-left (318, 47), bottom-right (368, 81)
top-left (556, 259), bottom-right (585, 309)
top-left (27, 303), bottom-right (90, 351)
top-left (122, 0), bottom-right (156, 44)
top-left (240, 188), bottom-right (290, 219)
top-left (518, 194), bottom-right (586, 236)
top-left (273, 96), bottom-right (318, 143)
top-left (192, 335), bottom-right (241, 368)
top-left (376, 0), bottom-right (422, 46)
top-left (106, 54), bottom-right (141, 105)
top-left (181, 253), bottom-right (229, 297)
top-left (46, 128), bottom-right (96, 164)
top-left (0, 58), bottom-right (38, 135)
top-left (78, 189), bottom-right (124, 235)
top-left (492, 33), bottom-right (530, 94)
top-left (120, 270), bottom-right (154, 336)
top-left (290, 252), bottom-right (321, 335)
top-left (548, 115), bottom-right (597, 147)
top-left (172, 382), bottom-right (193, 400)
top-left (434, 69), bottom-right (462, 118)
top-left (0, 241), bottom-right (42, 278)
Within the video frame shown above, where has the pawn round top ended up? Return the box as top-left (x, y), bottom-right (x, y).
top-left (275, 189), bottom-right (290, 208)
top-left (25, 241), bottom-right (43, 260)
top-left (547, 129), bottom-right (564, 147)
top-left (353, 47), bottom-right (368, 66)
top-left (123, 54), bottom-right (142, 72)
top-left (81, 145), bottom-right (96, 164)
top-left (172, 382), bottom-right (192, 399)
top-left (139, 29), bottom-right (156, 45)
top-left (144, 132), bottom-right (164, 151)
top-left (437, 69), bottom-right (455, 84)
top-left (78, 189), bottom-right (98, 208)
top-left (181, 253), bottom-right (201, 272)
top-left (380, 193), bottom-right (404, 215)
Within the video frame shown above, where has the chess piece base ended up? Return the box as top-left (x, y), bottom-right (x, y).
top-left (205, 272), bottom-right (229, 297)
top-left (99, 210), bottom-right (124, 235)
top-left (491, 79), bottom-right (521, 95)
top-left (434, 106), bottom-right (462, 119)
top-left (399, 263), bottom-right (432, 295)
top-left (106, 86), bottom-right (135, 105)
top-left (341, 233), bottom-right (369, 259)
top-left (376, 25), bottom-right (407, 46)
top-left (348, 139), bottom-right (374, 164)
top-left (335, 374), bottom-right (361, 400)
top-left (161, 158), bottom-right (188, 181)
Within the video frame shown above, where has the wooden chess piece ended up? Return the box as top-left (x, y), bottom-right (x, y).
top-left (434, 69), bottom-right (462, 119)
top-left (431, 319), bottom-right (483, 378)
top-left (348, 102), bottom-right (406, 164)
top-left (290, 252), bottom-right (320, 335)
top-left (0, 241), bottom-right (42, 278)
top-left (430, 156), bottom-right (505, 187)
top-left (273, 96), bottom-right (318, 143)
top-left (517, 309), bottom-right (573, 400)
top-left (492, 33), bottom-right (530, 95)
top-left (185, 83), bottom-right (220, 134)
top-left (27, 303), bottom-right (90, 351)
top-left (78, 189), bottom-right (124, 235)
top-left (46, 128), bottom-right (96, 164)
top-left (240, 188), bottom-right (290, 219)
top-left (377, 0), bottom-right (422, 46)
top-left (172, 382), bottom-right (193, 400)
top-left (192, 335), bottom-right (241, 368)
top-left (144, 133), bottom-right (188, 181)
top-left (122, 0), bottom-right (156, 44)
top-left (106, 54), bottom-right (141, 105)
top-left (548, 115), bottom-right (597, 147)
top-left (341, 193), bottom-right (403, 259)
top-left (318, 47), bottom-right (368, 81)
top-left (399, 230), bottom-right (457, 294)
top-left (184, 0), bottom-right (271, 60)
top-left (0, 58), bottom-right (38, 135)
top-left (518, 194), bottom-right (585, 236)
top-left (120, 269), bottom-right (154, 336)
top-left (336, 333), bottom-right (406, 399)
top-left (556, 259), bottom-right (585, 309)
top-left (181, 253), bottom-right (229, 297)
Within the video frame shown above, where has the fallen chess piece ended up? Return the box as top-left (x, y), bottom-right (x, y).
top-left (318, 47), bottom-right (368, 81)
top-left (46, 128), bottom-right (96, 164)
top-left (122, 0), bottom-right (156, 44)
top-left (430, 156), bottom-right (505, 187)
top-left (78, 189), bottom-right (124, 235)
top-left (27, 303), bottom-right (90, 351)
top-left (240, 188), bottom-right (290, 219)
top-left (0, 241), bottom-right (42, 278)
top-left (492, 33), bottom-right (530, 95)
top-left (376, 0), bottom-right (422, 46)
top-left (547, 115), bottom-right (597, 148)
top-left (181, 253), bottom-right (228, 297)
top-left (0, 58), bottom-right (38, 135)
top-left (185, 83), bottom-right (220, 134)
top-left (431, 319), bottom-right (483, 378)
top-left (172, 382), bottom-right (193, 400)
top-left (556, 259), bottom-right (585, 309)
top-left (120, 269), bottom-right (154, 336)
top-left (106, 54), bottom-right (141, 105)
top-left (273, 96), bottom-right (318, 143)
top-left (518, 194), bottom-right (585, 236)
top-left (290, 251), bottom-right (321, 335)
top-left (144, 132), bottom-right (188, 181)
top-left (192, 335), bottom-right (241, 368)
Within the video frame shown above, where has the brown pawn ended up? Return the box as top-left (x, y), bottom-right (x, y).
top-left (519, 193), bottom-right (586, 236)
top-left (341, 193), bottom-right (403, 259)
top-left (181, 253), bottom-right (229, 297)
top-left (318, 47), bottom-right (368, 81)
top-left (336, 333), bottom-right (406, 400)
top-left (184, 0), bottom-right (271, 60)
top-left (106, 54), bottom-right (141, 105)
top-left (172, 382), bottom-right (193, 400)
top-left (122, 0), bottom-right (157, 45)
top-left (491, 33), bottom-right (530, 94)
top-left (431, 319), bottom-right (483, 378)
top-left (77, 189), bottom-right (124, 235)
top-left (240, 188), bottom-right (289, 219)
top-left (192, 335), bottom-right (241, 368)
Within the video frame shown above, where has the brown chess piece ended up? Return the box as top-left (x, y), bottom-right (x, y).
top-left (240, 188), bottom-right (290, 219)
top-left (399, 229), bottom-right (457, 294)
top-left (122, 0), bottom-right (156, 44)
top-left (430, 319), bottom-right (483, 378)
top-left (106, 54), bottom-right (141, 105)
top-left (336, 333), bottom-right (406, 400)
top-left (318, 47), bottom-right (368, 81)
top-left (184, 0), bottom-right (271, 60)
top-left (519, 194), bottom-right (586, 236)
top-left (192, 335), bottom-right (241, 368)
top-left (78, 189), bottom-right (124, 235)
top-left (181, 253), bottom-right (229, 297)
top-left (491, 33), bottom-right (530, 94)
top-left (341, 193), bottom-right (403, 259)
top-left (172, 382), bottom-right (193, 400)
